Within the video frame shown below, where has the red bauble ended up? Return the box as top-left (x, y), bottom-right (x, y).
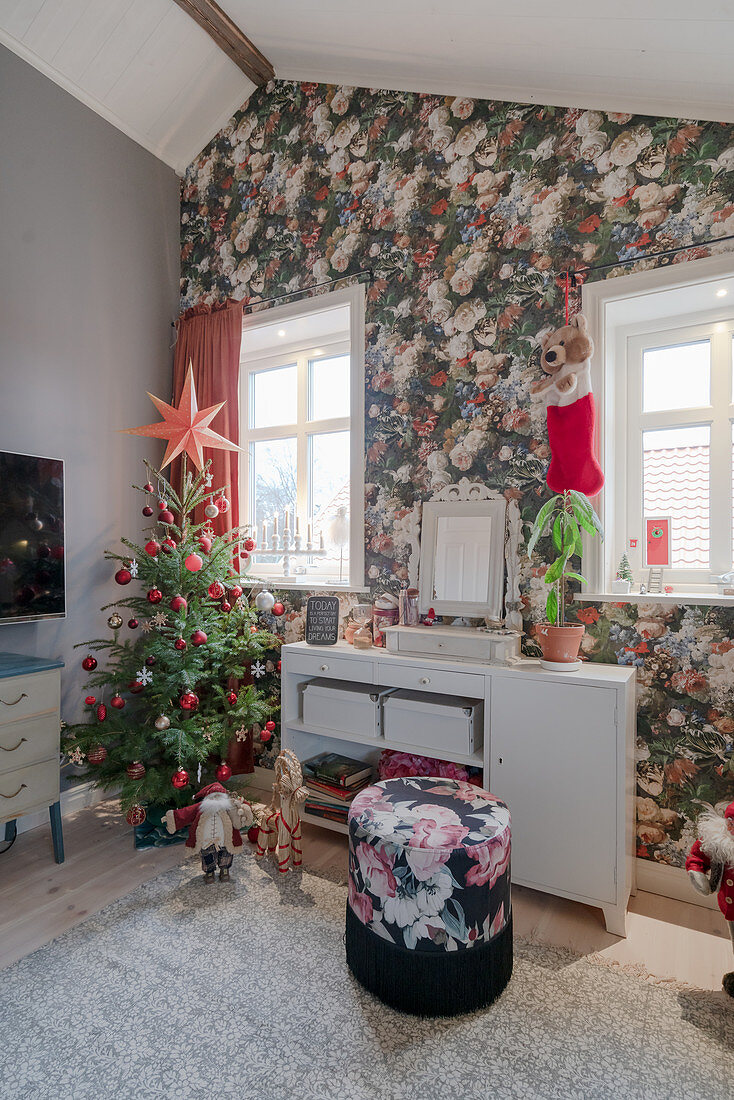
top-left (50, 545), bottom-right (64, 560)
top-left (174, 637), bottom-right (187, 652)
top-left (143, 482), bottom-right (154, 493)
top-left (170, 595), bottom-right (187, 612)
top-left (277, 660), bottom-right (281, 673)
top-left (220, 600), bottom-right (232, 613)
top-left (171, 768), bottom-right (190, 789)
top-left (128, 680), bottom-right (145, 694)
top-left (240, 551), bottom-right (249, 562)
top-left (215, 762), bottom-right (232, 782)
top-left (128, 618), bottom-right (139, 629)
top-left (243, 537), bottom-right (255, 552)
top-left (110, 694), bottom-right (125, 710)
top-left (145, 655), bottom-right (156, 667)
top-left (82, 655), bottom-right (97, 671)
top-left (247, 823), bottom-right (260, 844)
top-left (265, 720), bottom-right (276, 732)
top-left (158, 500), bottom-right (168, 511)
top-left (179, 691), bottom-right (199, 711)
top-left (115, 568), bottom-right (132, 586)
top-left (185, 553), bottom-right (203, 573)
top-left (198, 536), bottom-right (212, 554)
top-left (214, 496), bottom-right (230, 514)
top-left (261, 728), bottom-right (273, 743)
top-left (208, 581), bottom-right (225, 600)
top-left (191, 629), bottom-right (207, 647)
top-left (96, 704), bottom-right (107, 722)
top-left (272, 602), bottom-right (285, 617)
top-left (226, 691), bottom-right (237, 705)
top-left (142, 505), bottom-right (154, 518)
top-left (126, 804), bottom-right (146, 826)
top-left (87, 745), bottom-right (107, 764)
top-left (250, 625), bottom-right (257, 634)
top-left (126, 760), bottom-right (146, 780)
top-left (159, 510), bottom-right (175, 525)
top-left (84, 695), bottom-right (96, 705)
top-left (144, 540), bottom-right (160, 557)
top-left (162, 536), bottom-right (177, 553)
top-left (229, 584), bottom-right (243, 601)
top-left (147, 588), bottom-right (163, 604)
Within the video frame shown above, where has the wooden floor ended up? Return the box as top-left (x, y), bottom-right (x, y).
top-left (1, 798), bottom-right (732, 990)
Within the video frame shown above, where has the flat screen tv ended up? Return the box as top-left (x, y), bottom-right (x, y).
top-left (0, 451), bottom-right (65, 624)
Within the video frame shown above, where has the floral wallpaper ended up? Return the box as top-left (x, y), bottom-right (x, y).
top-left (181, 80), bottom-right (734, 867)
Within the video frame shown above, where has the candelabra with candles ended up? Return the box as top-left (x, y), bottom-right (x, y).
top-left (248, 509), bottom-right (326, 579)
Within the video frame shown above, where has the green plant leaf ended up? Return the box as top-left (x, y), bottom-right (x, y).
top-left (564, 571), bottom-right (588, 584)
top-left (552, 513), bottom-right (563, 552)
top-left (527, 496), bottom-right (559, 557)
top-left (546, 588), bottom-right (558, 625)
top-left (568, 490), bottom-right (604, 538)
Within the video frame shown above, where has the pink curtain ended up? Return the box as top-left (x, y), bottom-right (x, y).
top-left (172, 300), bottom-right (243, 536)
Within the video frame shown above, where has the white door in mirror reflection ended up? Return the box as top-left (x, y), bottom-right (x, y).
top-left (433, 516), bottom-right (493, 603)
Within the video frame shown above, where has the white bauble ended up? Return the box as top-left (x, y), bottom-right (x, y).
top-left (255, 590), bottom-right (275, 612)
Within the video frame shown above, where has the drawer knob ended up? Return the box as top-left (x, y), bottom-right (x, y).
top-left (0, 692), bottom-right (27, 707)
top-left (419, 676), bottom-right (430, 685)
top-left (0, 737), bottom-right (27, 753)
top-left (0, 782), bottom-right (27, 800)
top-left (320, 664), bottom-right (329, 672)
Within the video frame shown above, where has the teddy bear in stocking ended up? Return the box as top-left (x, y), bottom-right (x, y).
top-left (531, 312), bottom-right (605, 499)
top-left (686, 800), bottom-right (734, 996)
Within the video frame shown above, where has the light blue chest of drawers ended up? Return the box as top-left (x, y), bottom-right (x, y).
top-left (0, 653), bottom-right (65, 863)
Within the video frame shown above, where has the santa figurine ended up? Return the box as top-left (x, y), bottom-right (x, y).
top-left (686, 800), bottom-right (734, 996)
top-left (162, 781), bottom-right (254, 884)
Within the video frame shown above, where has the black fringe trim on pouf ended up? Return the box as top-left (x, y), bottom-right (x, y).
top-left (345, 904), bottom-right (513, 1017)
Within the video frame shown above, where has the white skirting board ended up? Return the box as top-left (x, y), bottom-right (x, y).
top-left (10, 781), bottom-right (106, 837)
top-left (636, 857), bottom-right (718, 911)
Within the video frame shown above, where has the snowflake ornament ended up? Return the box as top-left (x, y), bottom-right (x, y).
top-left (235, 725), bottom-right (248, 742)
top-left (141, 620), bottom-right (153, 634)
top-left (151, 611), bottom-right (168, 628)
top-left (136, 667), bottom-right (153, 686)
top-left (252, 660), bottom-right (265, 679)
top-left (128, 559), bottom-right (139, 578)
top-left (202, 727), bottom-right (213, 742)
top-left (67, 747), bottom-right (86, 766)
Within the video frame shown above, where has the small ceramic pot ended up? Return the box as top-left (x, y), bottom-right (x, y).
top-left (536, 623), bottom-right (585, 664)
top-left (611, 578), bottom-right (631, 594)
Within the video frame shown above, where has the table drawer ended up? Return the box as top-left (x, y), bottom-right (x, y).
top-left (379, 663), bottom-right (485, 698)
top-left (0, 714), bottom-right (59, 774)
top-left (0, 758), bottom-right (59, 819)
top-left (286, 650), bottom-right (374, 684)
top-left (0, 671), bottom-right (59, 724)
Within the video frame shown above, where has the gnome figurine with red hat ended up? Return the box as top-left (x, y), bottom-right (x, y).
top-left (162, 782), bottom-right (254, 884)
top-left (686, 800), bottom-right (734, 996)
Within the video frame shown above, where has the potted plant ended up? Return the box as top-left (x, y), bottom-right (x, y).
top-left (527, 489), bottom-right (603, 668)
top-left (612, 552), bottom-right (633, 594)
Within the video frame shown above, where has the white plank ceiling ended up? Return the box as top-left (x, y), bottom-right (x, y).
top-left (0, 0), bottom-right (255, 173)
top-left (1, 0), bottom-right (733, 177)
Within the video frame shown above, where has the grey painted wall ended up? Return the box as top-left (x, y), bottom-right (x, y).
top-left (0, 46), bottom-right (180, 723)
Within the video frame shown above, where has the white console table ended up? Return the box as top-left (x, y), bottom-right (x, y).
top-left (282, 640), bottom-right (636, 936)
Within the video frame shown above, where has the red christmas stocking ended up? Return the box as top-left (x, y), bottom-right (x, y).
top-left (546, 393), bottom-right (604, 498)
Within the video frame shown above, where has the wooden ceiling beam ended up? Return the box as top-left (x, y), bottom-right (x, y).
top-left (172, 0), bottom-right (274, 85)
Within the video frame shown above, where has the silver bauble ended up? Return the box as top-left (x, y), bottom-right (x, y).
top-left (254, 590), bottom-right (275, 612)
top-left (107, 613), bottom-right (123, 629)
top-left (154, 714), bottom-right (171, 731)
top-left (204, 503), bottom-right (219, 519)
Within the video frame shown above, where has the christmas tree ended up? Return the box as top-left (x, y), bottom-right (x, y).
top-left (616, 552), bottom-right (633, 582)
top-left (62, 367), bottom-right (279, 827)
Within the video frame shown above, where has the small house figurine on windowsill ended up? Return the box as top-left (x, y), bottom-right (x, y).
top-left (611, 553), bottom-right (633, 594)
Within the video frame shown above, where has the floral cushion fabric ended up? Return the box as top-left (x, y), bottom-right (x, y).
top-left (348, 777), bottom-right (511, 953)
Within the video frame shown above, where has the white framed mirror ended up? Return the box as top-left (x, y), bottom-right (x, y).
top-left (418, 488), bottom-right (506, 619)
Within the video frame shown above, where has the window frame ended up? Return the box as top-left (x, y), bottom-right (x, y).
top-left (239, 284), bottom-right (365, 590)
top-left (624, 319), bottom-right (734, 585)
top-left (581, 254), bottom-right (734, 600)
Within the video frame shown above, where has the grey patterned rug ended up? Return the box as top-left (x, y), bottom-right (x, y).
top-left (1, 849), bottom-right (732, 1100)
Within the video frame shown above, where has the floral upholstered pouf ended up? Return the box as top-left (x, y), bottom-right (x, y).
top-left (346, 777), bottom-right (512, 1016)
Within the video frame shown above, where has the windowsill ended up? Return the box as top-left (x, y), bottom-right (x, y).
top-left (578, 591), bottom-right (734, 607)
top-left (246, 576), bottom-right (370, 593)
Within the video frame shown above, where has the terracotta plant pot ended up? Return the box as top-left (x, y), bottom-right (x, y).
top-left (536, 623), bottom-right (585, 664)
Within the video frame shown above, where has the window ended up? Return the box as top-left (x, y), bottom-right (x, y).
top-left (239, 286), bottom-right (364, 588)
top-left (626, 322), bottom-right (734, 584)
top-left (582, 256), bottom-right (734, 598)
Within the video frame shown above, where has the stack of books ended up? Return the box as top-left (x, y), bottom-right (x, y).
top-left (303, 752), bottom-right (375, 825)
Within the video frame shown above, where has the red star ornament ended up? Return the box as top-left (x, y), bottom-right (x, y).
top-left (121, 362), bottom-right (241, 470)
